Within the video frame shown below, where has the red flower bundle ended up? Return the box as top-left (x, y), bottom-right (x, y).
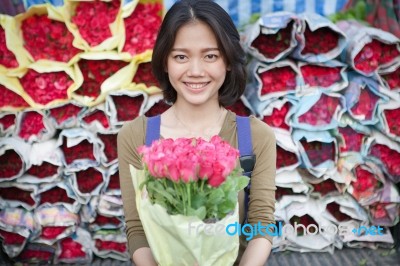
top-left (226, 99), bottom-right (252, 116)
top-left (276, 145), bottom-right (298, 169)
top-left (354, 39), bottom-right (400, 75)
top-left (61, 137), bottom-right (95, 165)
top-left (26, 162), bottom-right (58, 179)
top-left (145, 100), bottom-right (170, 117)
top-left (93, 214), bottom-right (121, 226)
top-left (300, 65), bottom-right (342, 88)
top-left (20, 69), bottom-right (73, 105)
top-left (262, 102), bottom-right (291, 130)
top-left (58, 237), bottom-right (86, 259)
top-left (350, 87), bottom-right (379, 120)
top-left (370, 143), bottom-right (400, 177)
top-left (123, 2), bottom-right (162, 56)
top-left (312, 179), bottom-right (338, 196)
top-left (298, 94), bottom-right (340, 126)
top-left (21, 15), bottom-right (79, 62)
top-left (49, 103), bottom-right (82, 125)
top-left (302, 26), bottom-right (339, 55)
top-left (0, 149), bottom-right (23, 179)
top-left (351, 165), bottom-right (382, 201)
top-left (338, 126), bottom-right (364, 153)
top-left (258, 66), bottom-right (297, 95)
top-left (0, 114), bottom-right (15, 131)
top-left (0, 84), bottom-right (29, 109)
top-left (133, 62), bottom-right (160, 88)
top-left (95, 239), bottom-right (126, 253)
top-left (383, 108), bottom-right (400, 136)
top-left (107, 171), bottom-right (120, 190)
top-left (18, 111), bottom-right (46, 140)
top-left (0, 229), bottom-right (26, 245)
top-left (381, 70), bottom-right (400, 91)
top-left (40, 226), bottom-right (67, 240)
top-left (0, 186), bottom-right (35, 206)
top-left (275, 187), bottom-right (298, 201)
top-left (0, 27), bottom-right (18, 68)
top-left (76, 59), bottom-right (128, 99)
top-left (112, 94), bottom-right (144, 122)
top-left (75, 167), bottom-right (103, 193)
top-left (72, 0), bottom-right (120, 47)
top-left (82, 110), bottom-right (110, 129)
top-left (300, 138), bottom-right (335, 167)
top-left (39, 186), bottom-right (74, 205)
top-left (326, 202), bottom-right (351, 222)
top-left (99, 133), bottom-right (117, 163)
top-left (369, 203), bottom-right (390, 220)
top-left (250, 21), bottom-right (294, 60)
top-left (290, 214), bottom-right (317, 236)
top-left (18, 247), bottom-right (53, 262)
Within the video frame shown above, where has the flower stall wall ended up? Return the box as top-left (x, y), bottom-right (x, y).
top-left (0, 0), bottom-right (400, 264)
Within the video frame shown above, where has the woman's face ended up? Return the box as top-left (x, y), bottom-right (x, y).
top-left (166, 21), bottom-right (229, 107)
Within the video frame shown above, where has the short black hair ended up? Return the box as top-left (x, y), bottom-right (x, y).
top-left (151, 0), bottom-right (246, 107)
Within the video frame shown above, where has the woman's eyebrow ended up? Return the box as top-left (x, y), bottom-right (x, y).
top-left (171, 48), bottom-right (220, 52)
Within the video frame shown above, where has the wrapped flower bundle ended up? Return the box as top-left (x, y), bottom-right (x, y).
top-left (131, 135), bottom-right (249, 265)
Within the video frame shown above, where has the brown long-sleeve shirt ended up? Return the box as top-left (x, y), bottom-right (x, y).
top-left (117, 110), bottom-right (276, 263)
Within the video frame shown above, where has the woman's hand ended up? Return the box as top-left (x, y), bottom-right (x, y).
top-left (132, 247), bottom-right (157, 266)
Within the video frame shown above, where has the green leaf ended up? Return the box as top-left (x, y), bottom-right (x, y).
top-left (147, 181), bottom-right (180, 207)
top-left (218, 200), bottom-right (235, 217)
top-left (191, 193), bottom-right (206, 210)
top-left (208, 188), bottom-right (224, 204)
top-left (236, 176), bottom-right (250, 191)
top-left (187, 206), bottom-right (206, 220)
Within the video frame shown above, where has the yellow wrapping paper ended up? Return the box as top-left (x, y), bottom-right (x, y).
top-left (13, 4), bottom-right (81, 66)
top-left (130, 165), bottom-right (240, 266)
top-left (0, 75), bottom-right (29, 112)
top-left (11, 61), bottom-right (83, 109)
top-left (0, 14), bottom-right (30, 74)
top-left (72, 51), bottom-right (133, 107)
top-left (62, 0), bottom-right (124, 52)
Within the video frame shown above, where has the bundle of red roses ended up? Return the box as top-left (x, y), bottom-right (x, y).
top-left (26, 162), bottom-right (59, 180)
top-left (20, 69), bottom-right (74, 106)
top-left (145, 98), bottom-right (171, 117)
top-left (75, 167), bottom-right (104, 194)
top-left (106, 171), bottom-right (120, 191)
top-left (0, 149), bottom-right (23, 179)
top-left (95, 239), bottom-right (127, 254)
top-left (300, 138), bottom-right (335, 167)
top-left (0, 84), bottom-right (29, 110)
top-left (98, 133), bottom-right (117, 165)
top-left (275, 187), bottom-right (298, 201)
top-left (300, 64), bottom-right (342, 88)
top-left (109, 93), bottom-right (145, 122)
top-left (226, 99), bottom-right (252, 116)
top-left (92, 214), bottom-right (121, 228)
top-left (338, 126), bottom-right (365, 153)
top-left (71, 0), bottom-right (120, 47)
top-left (258, 65), bottom-right (297, 95)
top-left (0, 186), bottom-right (36, 207)
top-left (132, 62), bottom-right (160, 88)
top-left (0, 26), bottom-right (18, 68)
top-left (276, 145), bottom-right (298, 169)
top-left (262, 102), bottom-right (291, 130)
top-left (60, 137), bottom-right (95, 166)
top-left (21, 14), bottom-right (79, 62)
top-left (18, 111), bottom-right (46, 141)
top-left (289, 214), bottom-right (318, 236)
top-left (82, 110), bottom-right (110, 130)
top-left (17, 244), bottom-right (54, 264)
top-left (351, 165), bottom-right (383, 203)
top-left (383, 108), bottom-right (400, 137)
top-left (39, 186), bottom-right (74, 205)
top-left (40, 226), bottom-right (68, 240)
top-left (122, 2), bottom-right (162, 56)
top-left (326, 202), bottom-right (351, 222)
top-left (354, 39), bottom-right (400, 75)
top-left (0, 229), bottom-right (26, 246)
top-left (370, 143), bottom-right (400, 178)
top-left (301, 25), bottom-right (340, 55)
top-left (350, 87), bottom-right (380, 121)
top-left (58, 237), bottom-right (87, 261)
top-left (0, 114), bottom-right (15, 133)
top-left (312, 179), bottom-right (338, 197)
top-left (298, 94), bottom-right (340, 126)
top-left (380, 69), bottom-right (400, 91)
top-left (49, 103), bottom-right (83, 126)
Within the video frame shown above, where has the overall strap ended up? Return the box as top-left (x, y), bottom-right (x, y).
top-left (145, 115), bottom-right (161, 146)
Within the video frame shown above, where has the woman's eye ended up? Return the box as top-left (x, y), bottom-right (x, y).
top-left (174, 55), bottom-right (187, 61)
top-left (205, 54), bottom-right (218, 61)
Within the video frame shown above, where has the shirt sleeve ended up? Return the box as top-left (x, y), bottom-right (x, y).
top-left (117, 116), bottom-right (149, 257)
top-left (247, 116), bottom-right (277, 244)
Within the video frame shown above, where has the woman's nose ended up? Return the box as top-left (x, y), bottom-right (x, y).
top-left (187, 59), bottom-right (205, 76)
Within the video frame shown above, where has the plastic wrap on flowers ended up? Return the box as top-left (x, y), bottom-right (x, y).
top-left (144, 93), bottom-right (171, 117)
top-left (337, 20), bottom-right (400, 77)
top-left (260, 96), bottom-right (296, 132)
top-left (103, 163), bottom-right (120, 195)
top-left (249, 60), bottom-right (299, 103)
top-left (275, 131), bottom-right (301, 173)
top-left (282, 198), bottom-right (340, 253)
top-left (377, 63), bottom-right (400, 97)
top-left (54, 227), bottom-right (93, 264)
top-left (16, 110), bottom-right (55, 143)
top-left (377, 99), bottom-right (400, 142)
top-left (0, 182), bottom-right (39, 211)
top-left (275, 170), bottom-right (310, 196)
top-left (131, 60), bottom-right (162, 94)
top-left (0, 207), bottom-right (36, 257)
top-left (0, 74), bottom-right (30, 112)
top-left (364, 131), bottom-right (400, 184)
top-left (105, 90), bottom-right (148, 126)
top-left (0, 227), bottom-right (29, 259)
top-left (291, 91), bottom-right (345, 131)
top-left (119, 0), bottom-right (162, 58)
top-left (33, 205), bottom-right (78, 245)
top-left (80, 196), bottom-right (99, 223)
top-left (343, 73), bottom-right (389, 125)
top-left (0, 112), bottom-right (16, 137)
top-left (15, 243), bottom-right (55, 264)
top-left (291, 13), bottom-right (346, 63)
top-left (80, 103), bottom-right (111, 134)
top-left (297, 60), bottom-right (348, 95)
top-left (66, 166), bottom-right (106, 204)
top-left (14, 4), bottom-right (80, 65)
top-left (17, 139), bottom-right (63, 184)
top-left (89, 213), bottom-right (123, 232)
top-left (0, 138), bottom-right (30, 182)
top-left (242, 11), bottom-right (298, 63)
top-left (0, 14), bottom-right (29, 73)
top-left (92, 229), bottom-right (129, 261)
top-left (98, 130), bottom-right (118, 167)
top-left (368, 202), bottom-right (400, 227)
top-left (37, 181), bottom-right (80, 213)
top-left (14, 62), bottom-right (83, 109)
top-left (62, 0), bottom-right (124, 52)
top-left (72, 52), bottom-right (132, 107)
top-left (308, 178), bottom-right (343, 199)
top-left (98, 194), bottom-right (124, 217)
top-left (47, 101), bottom-right (85, 129)
top-left (57, 128), bottom-right (101, 170)
top-left (293, 129), bottom-right (338, 178)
